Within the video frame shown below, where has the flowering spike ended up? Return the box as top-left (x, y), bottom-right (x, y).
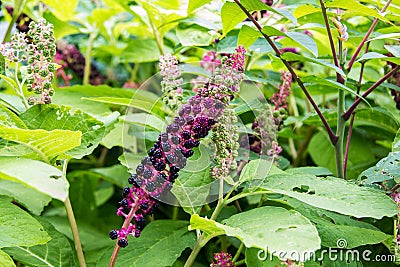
top-left (110, 46), bottom-right (246, 247)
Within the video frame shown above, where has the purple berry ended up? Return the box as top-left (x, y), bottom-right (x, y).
top-left (118, 238), bottom-right (128, 247)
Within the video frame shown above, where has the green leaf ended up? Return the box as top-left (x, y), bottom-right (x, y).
top-left (354, 107), bottom-right (399, 135)
top-left (98, 220), bottom-right (196, 267)
top-left (188, 0), bottom-right (212, 13)
top-left (20, 105), bottom-right (111, 159)
top-left (357, 52), bottom-right (400, 65)
top-left (385, 45), bottom-right (400, 57)
top-left (241, 0), bottom-right (297, 24)
top-left (171, 167), bottom-right (212, 215)
top-left (238, 159), bottom-right (275, 185)
top-left (82, 97), bottom-right (167, 118)
top-left (0, 157), bottom-right (69, 201)
top-left (0, 125), bottom-right (81, 162)
top-left (285, 32), bottom-right (318, 57)
top-left (369, 33), bottom-right (400, 42)
top-left (90, 164), bottom-right (131, 188)
top-left (286, 167), bottom-right (333, 176)
top-left (0, 250), bottom-right (15, 267)
top-left (288, 198), bottom-right (391, 249)
top-left (281, 52), bottom-right (345, 77)
top-left (190, 207), bottom-right (321, 261)
top-left (325, 0), bottom-right (388, 22)
top-left (121, 113), bottom-right (165, 132)
top-left (394, 129), bottom-right (400, 152)
top-left (0, 103), bottom-right (27, 128)
top-left (221, 2), bottom-right (246, 35)
top-left (238, 25), bottom-right (261, 49)
top-left (176, 23), bottom-right (216, 47)
top-left (359, 152), bottom-right (400, 184)
top-left (0, 179), bottom-right (51, 215)
top-left (41, 0), bottom-right (78, 21)
top-left (120, 39), bottom-right (161, 63)
top-left (245, 247), bottom-right (282, 267)
top-left (0, 197), bottom-right (50, 248)
top-left (3, 217), bottom-right (77, 266)
top-left (302, 76), bottom-right (366, 102)
top-left (261, 173), bottom-right (397, 219)
top-left (68, 171), bottom-right (98, 222)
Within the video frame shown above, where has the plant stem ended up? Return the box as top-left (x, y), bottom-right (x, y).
top-left (233, 0), bottom-right (337, 145)
top-left (335, 89), bottom-right (345, 178)
top-left (347, 0), bottom-right (392, 72)
top-left (83, 32), bottom-right (97, 85)
top-left (343, 43), bottom-right (368, 179)
top-left (236, 259), bottom-right (246, 266)
top-left (232, 243), bottom-right (244, 263)
top-left (319, 0), bottom-right (344, 84)
top-left (343, 65), bottom-right (400, 120)
top-left (65, 197), bottom-right (87, 267)
top-left (147, 11), bottom-right (164, 55)
top-left (109, 205), bottom-right (140, 267)
top-left (62, 160), bottom-right (86, 267)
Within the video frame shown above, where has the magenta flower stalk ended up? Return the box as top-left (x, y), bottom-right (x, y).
top-left (109, 46), bottom-right (246, 265)
top-left (270, 70), bottom-right (292, 110)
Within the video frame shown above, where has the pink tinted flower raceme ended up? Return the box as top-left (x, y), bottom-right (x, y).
top-left (109, 47), bottom-right (246, 248)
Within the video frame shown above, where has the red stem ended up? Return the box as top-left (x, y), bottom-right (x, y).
top-left (319, 0), bottom-right (344, 84)
top-left (233, 0), bottom-right (338, 145)
top-left (108, 205), bottom-right (140, 267)
top-left (347, 0), bottom-right (392, 72)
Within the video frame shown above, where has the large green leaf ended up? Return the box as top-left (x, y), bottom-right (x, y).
top-left (261, 173), bottom-right (397, 219)
top-left (0, 125), bottom-right (81, 162)
top-left (176, 23), bottom-right (217, 47)
top-left (0, 249), bottom-right (15, 267)
top-left (3, 217), bottom-right (77, 266)
top-left (20, 105), bottom-right (111, 159)
top-left (187, 0), bottom-right (212, 13)
top-left (357, 52), bottom-right (400, 65)
top-left (190, 206), bottom-right (321, 261)
top-left (0, 157), bottom-right (69, 201)
top-left (238, 158), bottom-right (275, 185)
top-left (0, 179), bottom-right (51, 215)
top-left (0, 197), bottom-right (50, 248)
top-left (171, 167), bottom-right (212, 215)
top-left (359, 152), bottom-right (400, 184)
top-left (288, 198), bottom-right (391, 249)
top-left (354, 107), bottom-right (399, 135)
top-left (97, 220), bottom-right (196, 267)
top-left (120, 39), bottom-right (161, 63)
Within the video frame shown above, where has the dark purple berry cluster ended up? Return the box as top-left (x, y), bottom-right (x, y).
top-left (109, 46), bottom-right (246, 248)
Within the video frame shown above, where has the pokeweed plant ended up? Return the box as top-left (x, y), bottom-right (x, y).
top-left (0, 0), bottom-right (399, 267)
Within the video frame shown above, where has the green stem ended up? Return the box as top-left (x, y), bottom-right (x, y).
top-left (335, 89), bottom-right (345, 178)
top-left (147, 13), bottom-right (164, 55)
top-left (235, 259), bottom-right (246, 266)
top-left (62, 160), bottom-right (86, 267)
top-left (83, 32), bottom-right (97, 85)
top-left (2, 15), bottom-right (19, 43)
top-left (232, 243), bottom-right (244, 263)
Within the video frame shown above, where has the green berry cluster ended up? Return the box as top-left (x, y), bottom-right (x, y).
top-left (210, 108), bottom-right (239, 180)
top-left (25, 18), bottom-right (57, 105)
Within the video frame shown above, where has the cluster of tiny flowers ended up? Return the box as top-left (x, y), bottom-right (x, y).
top-left (270, 70), bottom-right (292, 110)
top-left (56, 40), bottom-right (106, 85)
top-left (109, 47), bottom-right (246, 247)
top-left (0, 32), bottom-right (27, 65)
top-left (210, 252), bottom-right (235, 267)
top-left (201, 51), bottom-right (221, 72)
top-left (25, 18), bottom-right (57, 105)
top-left (159, 54), bottom-right (183, 109)
top-left (192, 51), bottom-right (222, 91)
top-left (242, 104), bottom-right (280, 156)
top-left (211, 108), bottom-right (239, 180)
top-left (332, 18), bottom-right (348, 42)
